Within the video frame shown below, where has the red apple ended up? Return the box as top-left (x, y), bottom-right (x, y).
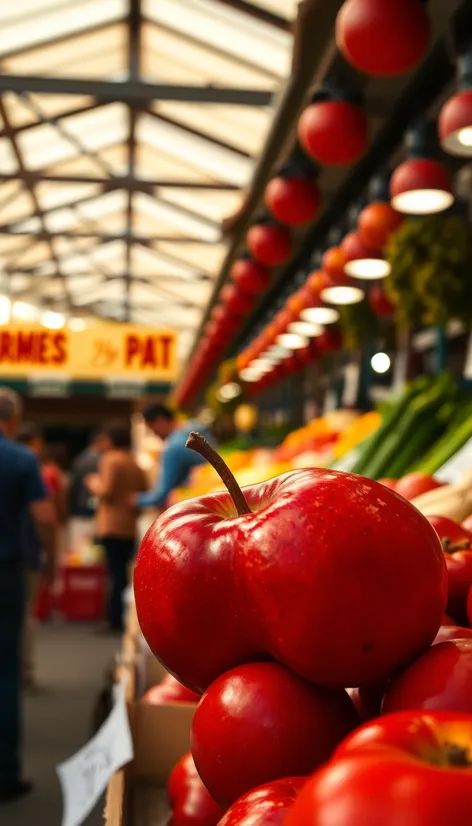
top-left (433, 625), bottom-right (472, 645)
top-left (135, 435), bottom-right (447, 693)
top-left (445, 551), bottom-right (472, 625)
top-left (168, 753), bottom-right (224, 826)
top-left (143, 673), bottom-right (200, 705)
top-left (217, 778), bottom-right (305, 826)
top-left (442, 613), bottom-right (457, 626)
top-left (191, 661), bottom-right (358, 807)
top-left (286, 710), bottom-right (472, 826)
top-left (383, 639), bottom-right (472, 714)
top-left (426, 515), bottom-right (472, 546)
top-left (395, 472), bottom-right (443, 501)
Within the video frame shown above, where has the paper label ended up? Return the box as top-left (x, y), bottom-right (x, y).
top-left (57, 680), bottom-right (133, 826)
top-left (436, 438), bottom-right (472, 484)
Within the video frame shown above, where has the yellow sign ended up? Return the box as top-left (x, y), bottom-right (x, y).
top-left (0, 324), bottom-right (177, 381)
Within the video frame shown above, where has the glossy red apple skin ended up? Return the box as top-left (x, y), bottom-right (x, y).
top-left (217, 778), bottom-right (304, 826)
top-left (383, 639), bottom-right (472, 714)
top-left (395, 473), bottom-right (443, 501)
top-left (286, 710), bottom-right (472, 826)
top-left (191, 662), bottom-right (359, 808)
top-left (135, 468), bottom-right (447, 692)
top-left (445, 552), bottom-right (472, 624)
top-left (167, 753), bottom-right (224, 826)
top-left (433, 625), bottom-right (472, 645)
top-left (143, 673), bottom-right (200, 705)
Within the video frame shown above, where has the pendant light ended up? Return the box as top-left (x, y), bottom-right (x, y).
top-left (439, 48), bottom-right (472, 157)
top-left (390, 120), bottom-right (454, 215)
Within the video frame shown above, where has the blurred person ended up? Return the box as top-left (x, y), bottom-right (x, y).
top-left (17, 424), bottom-right (65, 689)
top-left (69, 429), bottom-right (107, 518)
top-left (132, 403), bottom-right (212, 513)
top-left (85, 420), bottom-right (147, 633)
top-left (0, 389), bottom-right (56, 803)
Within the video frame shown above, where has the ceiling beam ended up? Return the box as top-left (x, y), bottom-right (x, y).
top-left (0, 75), bottom-right (274, 106)
top-left (0, 171), bottom-right (241, 190)
top-left (124, 0), bottom-right (141, 322)
top-left (0, 102), bottom-right (105, 140)
top-left (210, 0), bottom-right (291, 31)
top-left (0, 229), bottom-right (216, 243)
top-left (0, 97), bottom-right (72, 309)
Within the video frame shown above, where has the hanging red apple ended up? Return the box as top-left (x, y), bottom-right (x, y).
top-left (247, 224), bottom-right (293, 266)
top-left (221, 284), bottom-right (255, 317)
top-left (369, 284), bottom-right (395, 317)
top-left (231, 259), bottom-right (271, 296)
top-left (298, 101), bottom-right (369, 166)
top-left (358, 202), bottom-right (404, 249)
top-left (211, 304), bottom-right (240, 332)
top-left (336, 0), bottom-right (430, 77)
top-left (265, 177), bottom-right (321, 226)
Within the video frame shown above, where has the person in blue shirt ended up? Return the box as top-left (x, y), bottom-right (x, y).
top-left (0, 388), bottom-right (57, 804)
top-left (134, 404), bottom-right (211, 511)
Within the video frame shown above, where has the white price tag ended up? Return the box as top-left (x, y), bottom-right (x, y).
top-left (57, 680), bottom-right (133, 826)
top-left (436, 438), bottom-right (472, 484)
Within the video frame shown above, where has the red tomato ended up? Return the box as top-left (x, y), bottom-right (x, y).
top-left (285, 710), bottom-right (472, 826)
top-left (383, 639), bottom-right (472, 714)
top-left (427, 515), bottom-right (472, 545)
top-left (395, 473), bottom-right (443, 501)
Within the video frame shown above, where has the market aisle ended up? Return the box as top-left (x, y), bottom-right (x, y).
top-left (6, 624), bottom-right (119, 826)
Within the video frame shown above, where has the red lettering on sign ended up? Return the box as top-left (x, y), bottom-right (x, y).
top-left (142, 337), bottom-right (156, 367)
top-left (52, 332), bottom-right (67, 365)
top-left (160, 335), bottom-right (172, 368)
top-left (38, 332), bottom-right (49, 364)
top-left (16, 332), bottom-right (35, 362)
top-left (125, 335), bottom-right (139, 366)
top-left (0, 332), bottom-right (12, 361)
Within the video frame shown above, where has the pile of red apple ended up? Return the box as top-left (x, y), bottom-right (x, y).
top-left (135, 433), bottom-right (472, 826)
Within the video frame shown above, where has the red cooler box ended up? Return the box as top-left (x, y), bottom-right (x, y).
top-left (34, 581), bottom-right (55, 621)
top-left (58, 563), bottom-right (106, 622)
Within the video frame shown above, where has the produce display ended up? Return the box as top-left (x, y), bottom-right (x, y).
top-left (135, 434), bottom-right (446, 692)
top-left (123, 423), bottom-right (472, 825)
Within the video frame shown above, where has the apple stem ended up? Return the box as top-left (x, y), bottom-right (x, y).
top-left (186, 431), bottom-right (252, 517)
top-left (442, 538), bottom-right (471, 554)
top-left (444, 742), bottom-right (471, 767)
